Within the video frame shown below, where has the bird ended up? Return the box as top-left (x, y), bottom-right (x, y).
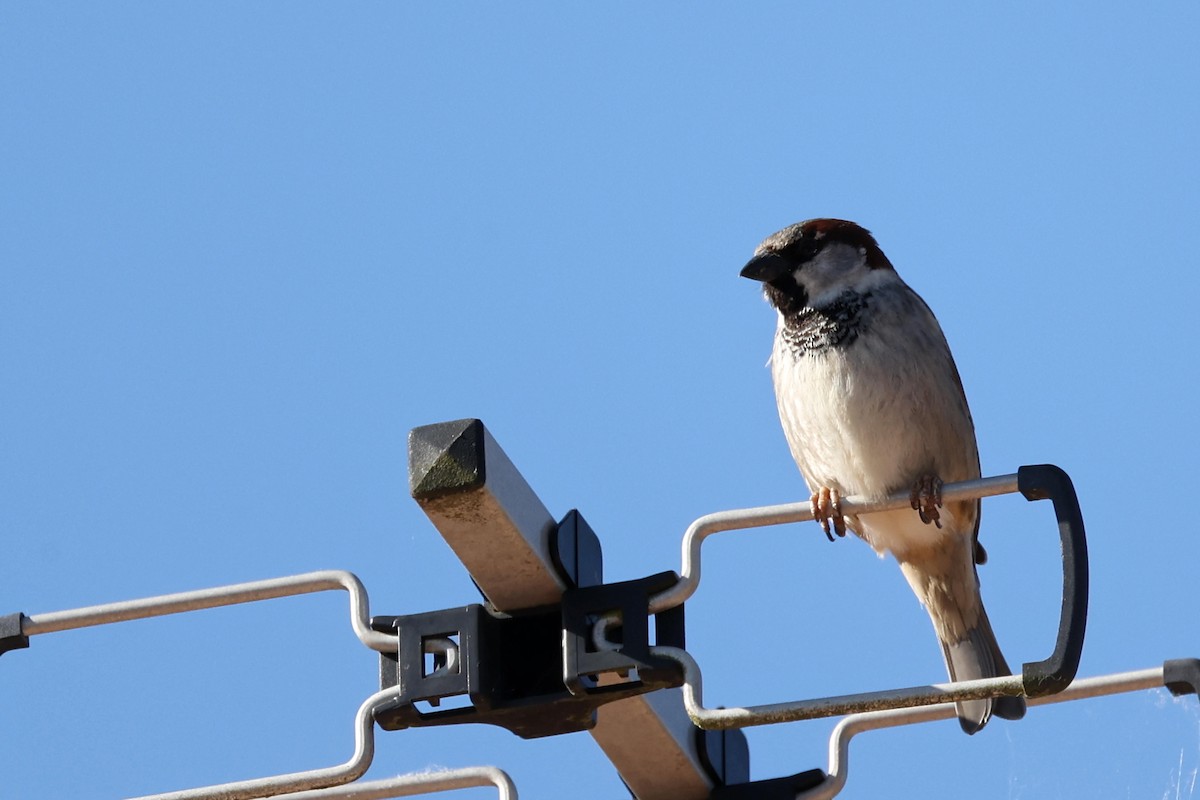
top-left (739, 218), bottom-right (1025, 734)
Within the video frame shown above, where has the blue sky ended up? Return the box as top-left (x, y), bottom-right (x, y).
top-left (3, 3), bottom-right (1199, 798)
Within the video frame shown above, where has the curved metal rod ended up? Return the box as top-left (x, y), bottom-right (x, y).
top-left (265, 767), bottom-right (517, 800)
top-left (800, 666), bottom-right (1165, 800)
top-left (651, 644), bottom-right (1026, 730)
top-left (648, 474), bottom-right (1020, 614)
top-left (127, 686), bottom-right (400, 800)
top-left (22, 570), bottom-right (396, 653)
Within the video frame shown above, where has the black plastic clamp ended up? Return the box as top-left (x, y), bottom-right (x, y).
top-left (561, 571), bottom-right (685, 697)
top-left (370, 572), bottom-right (686, 739)
top-left (1016, 464), bottom-right (1089, 698)
top-left (372, 603), bottom-right (582, 738)
top-left (0, 613), bottom-right (29, 657)
top-left (708, 769), bottom-right (827, 799)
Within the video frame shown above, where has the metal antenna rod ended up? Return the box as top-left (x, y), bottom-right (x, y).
top-left (802, 666), bottom-right (1166, 800)
top-left (650, 474), bottom-right (1019, 614)
top-left (263, 767), bottom-right (518, 800)
top-left (21, 570), bottom-right (396, 653)
top-left (128, 686), bottom-right (399, 800)
top-left (653, 645), bottom-right (1027, 729)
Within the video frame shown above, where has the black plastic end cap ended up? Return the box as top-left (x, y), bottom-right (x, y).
top-left (709, 770), bottom-right (827, 800)
top-left (1016, 463), bottom-right (1071, 502)
top-left (1164, 659), bottom-right (1200, 697)
top-left (409, 419), bottom-right (487, 500)
top-left (697, 728), bottom-right (750, 788)
top-left (553, 510), bottom-right (604, 589)
top-left (0, 613), bottom-right (30, 656)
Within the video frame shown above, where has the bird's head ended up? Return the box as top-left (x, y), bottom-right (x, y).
top-left (740, 218), bottom-right (895, 316)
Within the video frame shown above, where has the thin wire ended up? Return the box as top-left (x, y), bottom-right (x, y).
top-left (651, 645), bottom-right (1026, 729)
top-left (22, 570), bottom-right (397, 653)
top-left (801, 667), bottom-right (1165, 800)
top-left (20, 574), bottom-right (496, 799)
top-left (127, 686), bottom-right (399, 800)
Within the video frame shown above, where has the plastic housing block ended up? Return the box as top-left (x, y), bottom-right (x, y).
top-left (372, 605), bottom-right (572, 738)
top-left (371, 579), bottom-right (685, 739)
top-left (562, 571), bottom-right (685, 697)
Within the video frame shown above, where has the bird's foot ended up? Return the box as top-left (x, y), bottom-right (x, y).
top-left (811, 487), bottom-right (846, 542)
top-left (910, 475), bottom-right (943, 528)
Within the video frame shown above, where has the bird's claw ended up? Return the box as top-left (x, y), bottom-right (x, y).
top-left (910, 475), bottom-right (943, 528)
top-left (811, 487), bottom-right (846, 542)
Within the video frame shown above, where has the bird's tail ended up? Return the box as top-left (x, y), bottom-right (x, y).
top-left (898, 547), bottom-right (1026, 735)
top-left (940, 604), bottom-right (1026, 734)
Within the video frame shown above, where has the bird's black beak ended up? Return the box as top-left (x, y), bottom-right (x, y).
top-left (739, 253), bottom-right (791, 283)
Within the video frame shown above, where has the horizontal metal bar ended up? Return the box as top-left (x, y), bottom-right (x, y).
top-left (802, 666), bottom-right (1166, 800)
top-left (648, 474), bottom-right (1019, 614)
top-left (128, 686), bottom-right (399, 800)
top-left (23, 570), bottom-right (396, 653)
top-left (266, 767), bottom-right (517, 800)
top-left (651, 646), bottom-right (1028, 729)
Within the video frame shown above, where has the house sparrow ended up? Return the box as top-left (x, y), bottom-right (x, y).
top-left (740, 218), bottom-right (1025, 734)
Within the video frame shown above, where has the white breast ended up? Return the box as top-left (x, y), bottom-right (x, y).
top-left (769, 283), bottom-right (979, 557)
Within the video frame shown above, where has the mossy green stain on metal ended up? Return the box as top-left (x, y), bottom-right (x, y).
top-left (409, 418), bottom-right (488, 500)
